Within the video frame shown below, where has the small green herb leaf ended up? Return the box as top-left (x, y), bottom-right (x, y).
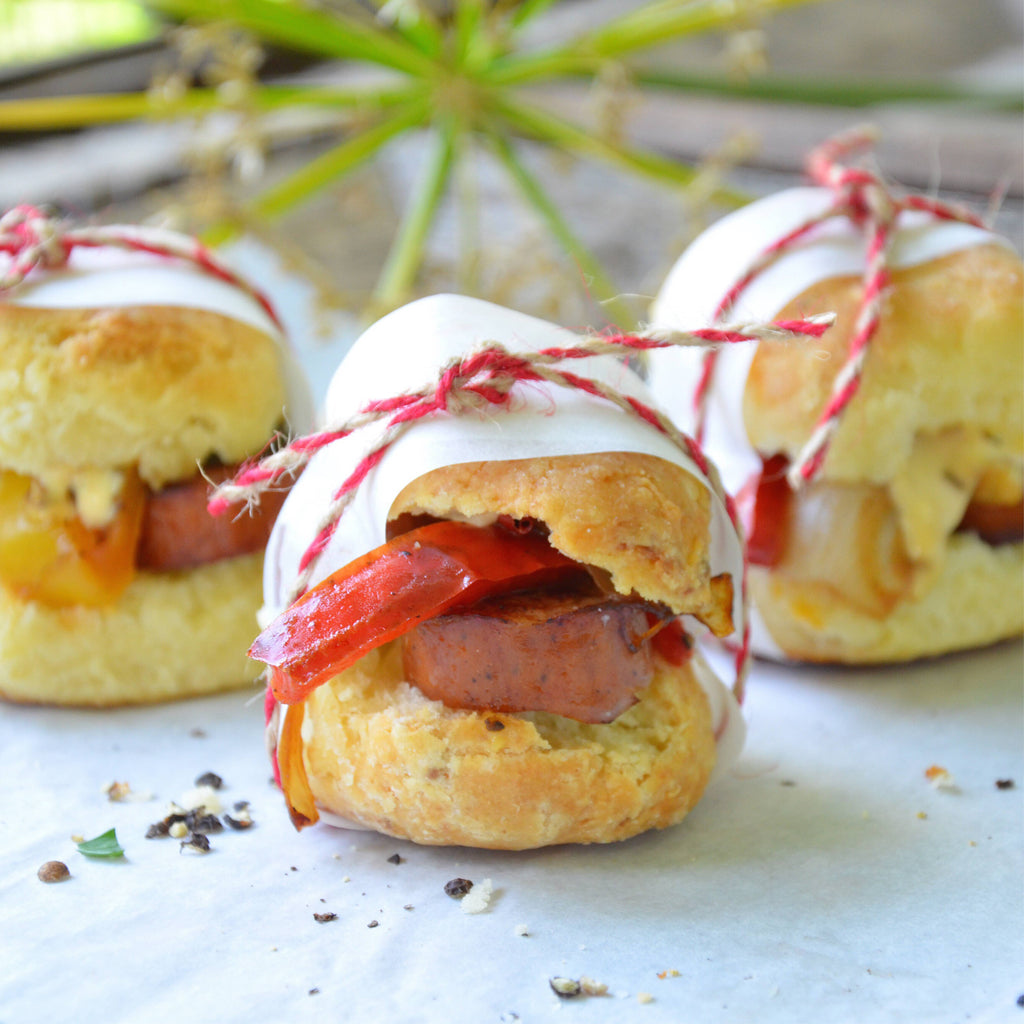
top-left (76, 828), bottom-right (124, 859)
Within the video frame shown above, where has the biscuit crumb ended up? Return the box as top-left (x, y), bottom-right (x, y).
top-left (461, 878), bottom-right (493, 914)
top-left (637, 992), bottom-right (654, 1004)
top-left (924, 766), bottom-right (958, 792)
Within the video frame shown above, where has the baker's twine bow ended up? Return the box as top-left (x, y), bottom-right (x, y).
top-left (212, 314), bottom-right (833, 701)
top-left (693, 125), bottom-right (990, 490)
top-left (0, 204), bottom-right (283, 330)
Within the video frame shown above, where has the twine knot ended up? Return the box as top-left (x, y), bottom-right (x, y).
top-left (697, 126), bottom-right (990, 488)
top-left (0, 203), bottom-right (284, 330)
top-left (0, 205), bottom-right (71, 288)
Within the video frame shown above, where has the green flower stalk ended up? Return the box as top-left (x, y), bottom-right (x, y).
top-left (0, 0), bottom-right (1014, 321)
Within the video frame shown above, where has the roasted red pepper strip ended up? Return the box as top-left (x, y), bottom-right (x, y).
top-left (649, 617), bottom-right (694, 666)
top-left (251, 520), bottom-right (584, 704)
top-left (747, 453), bottom-right (793, 568)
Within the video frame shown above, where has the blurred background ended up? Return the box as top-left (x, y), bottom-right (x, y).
top-left (0, 0), bottom-right (1020, 348)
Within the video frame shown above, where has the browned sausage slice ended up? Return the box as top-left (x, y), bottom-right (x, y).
top-left (401, 590), bottom-right (657, 723)
top-left (137, 464), bottom-right (287, 572)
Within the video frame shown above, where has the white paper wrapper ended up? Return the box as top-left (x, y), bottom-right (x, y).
top-left (264, 293), bottom-right (747, 801)
top-left (647, 187), bottom-right (1013, 658)
top-left (5, 243), bottom-right (314, 432)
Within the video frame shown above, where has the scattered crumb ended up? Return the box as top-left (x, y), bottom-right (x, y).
top-left (332, 853), bottom-right (342, 860)
top-left (37, 861), bottom-right (70, 883)
top-left (637, 992), bottom-right (654, 1004)
top-left (342, 876), bottom-right (351, 883)
top-left (549, 978), bottom-right (582, 999)
top-left (548, 976), bottom-right (607, 999)
top-left (189, 727), bottom-right (206, 738)
top-left (657, 969), bottom-right (680, 980)
top-left (387, 853), bottom-right (404, 865)
top-left (969, 840), bottom-right (977, 847)
top-left (925, 766), bottom-right (958, 792)
top-left (70, 834), bottom-right (85, 844)
top-left (916, 811), bottom-right (928, 820)
top-left (194, 771), bottom-right (223, 790)
top-left (996, 779), bottom-right (1015, 790)
top-left (514, 924), bottom-right (530, 937)
top-left (460, 878), bottom-right (493, 914)
top-left (444, 877), bottom-right (474, 899)
top-left (308, 988), bottom-right (320, 996)
top-left (367, 919), bottom-right (380, 928)
top-left (314, 912), bottom-right (337, 923)
top-left (179, 785), bottom-right (222, 814)
top-left (102, 780), bottom-right (151, 802)
top-left (403, 904), bottom-right (414, 911)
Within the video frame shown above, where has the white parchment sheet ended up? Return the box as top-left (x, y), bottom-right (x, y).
top-left (1, 245), bottom-right (1020, 1024)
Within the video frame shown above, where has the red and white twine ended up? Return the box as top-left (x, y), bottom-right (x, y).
top-left (693, 126), bottom-right (989, 489)
top-left (214, 315), bottom-right (832, 701)
top-left (0, 204), bottom-right (283, 330)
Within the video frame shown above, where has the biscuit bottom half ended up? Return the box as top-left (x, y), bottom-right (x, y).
top-left (0, 552), bottom-right (264, 706)
top-left (750, 534), bottom-right (1023, 663)
top-left (296, 641), bottom-right (718, 850)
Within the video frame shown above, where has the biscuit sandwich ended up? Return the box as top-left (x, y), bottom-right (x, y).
top-left (245, 293), bottom-right (746, 850)
top-left (647, 137), bottom-right (1022, 663)
top-left (0, 208), bottom-right (311, 705)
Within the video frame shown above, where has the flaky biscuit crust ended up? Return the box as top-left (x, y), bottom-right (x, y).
top-left (0, 553), bottom-right (264, 706)
top-left (0, 304), bottom-right (286, 487)
top-left (750, 534), bottom-right (1023, 663)
top-left (300, 642), bottom-right (717, 849)
top-left (743, 244), bottom-right (1023, 485)
top-left (392, 452), bottom-right (721, 622)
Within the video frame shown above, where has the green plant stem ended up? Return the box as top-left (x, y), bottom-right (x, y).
top-left (492, 92), bottom-right (748, 207)
top-left (485, 128), bottom-right (636, 329)
top-left (373, 114), bottom-right (458, 310)
top-left (363, 0), bottom-right (445, 59)
top-left (0, 82), bottom-right (421, 131)
top-left (509, 0), bottom-right (561, 30)
top-left (633, 68), bottom-right (1024, 112)
top-left (144, 0), bottom-right (439, 78)
top-left (204, 96), bottom-right (432, 246)
top-left (487, 0), bottom-right (826, 84)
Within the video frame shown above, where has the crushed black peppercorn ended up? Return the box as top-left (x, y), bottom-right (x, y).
top-left (180, 833), bottom-right (211, 854)
top-left (996, 779), bottom-right (1015, 790)
top-left (387, 853), bottom-right (404, 864)
top-left (444, 877), bottom-right (474, 898)
top-left (189, 812), bottom-right (224, 835)
top-left (195, 772), bottom-right (224, 789)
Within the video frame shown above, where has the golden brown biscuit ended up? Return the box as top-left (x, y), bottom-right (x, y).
top-left (0, 304), bottom-right (286, 488)
top-left (299, 640), bottom-right (716, 850)
top-left (0, 554), bottom-right (264, 706)
top-left (741, 245), bottom-right (1023, 662)
top-left (0, 298), bottom-right (297, 705)
top-left (392, 452), bottom-right (727, 628)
